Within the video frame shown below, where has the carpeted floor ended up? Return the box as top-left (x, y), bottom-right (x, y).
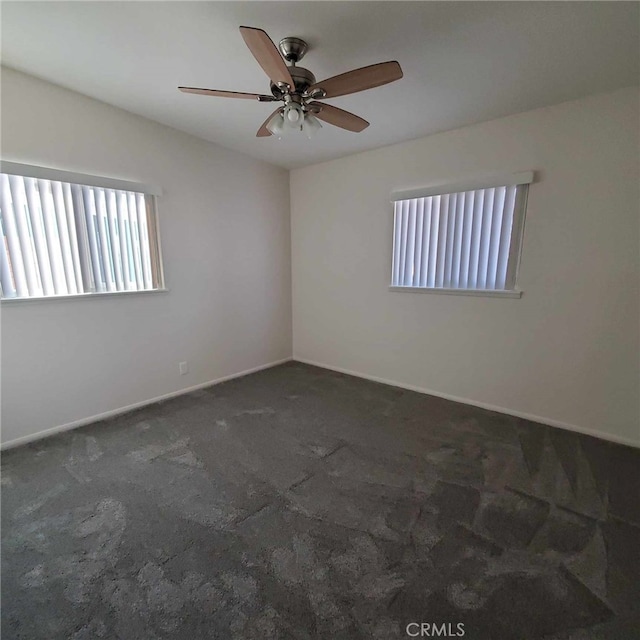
top-left (1, 362), bottom-right (639, 639)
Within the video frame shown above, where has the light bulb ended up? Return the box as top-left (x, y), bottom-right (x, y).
top-left (283, 103), bottom-right (304, 130)
top-left (287, 109), bottom-right (301, 123)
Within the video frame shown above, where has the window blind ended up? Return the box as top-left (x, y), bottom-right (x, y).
top-left (391, 183), bottom-right (529, 291)
top-left (0, 173), bottom-right (163, 299)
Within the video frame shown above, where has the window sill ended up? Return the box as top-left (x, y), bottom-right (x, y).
top-left (1, 288), bottom-right (170, 305)
top-left (388, 286), bottom-right (522, 299)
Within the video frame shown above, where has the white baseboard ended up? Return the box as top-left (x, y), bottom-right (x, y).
top-left (5, 355), bottom-right (637, 451)
top-left (293, 356), bottom-right (640, 449)
top-left (1, 357), bottom-right (293, 451)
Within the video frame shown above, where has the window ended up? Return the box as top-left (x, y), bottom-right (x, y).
top-left (390, 172), bottom-right (532, 296)
top-left (0, 162), bottom-right (164, 300)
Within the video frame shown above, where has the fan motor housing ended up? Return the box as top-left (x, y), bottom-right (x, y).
top-left (270, 66), bottom-right (316, 98)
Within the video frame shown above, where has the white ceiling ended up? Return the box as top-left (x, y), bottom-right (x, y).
top-left (2, 1), bottom-right (639, 169)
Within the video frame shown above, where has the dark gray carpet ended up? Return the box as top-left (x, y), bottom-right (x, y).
top-left (2, 362), bottom-right (639, 639)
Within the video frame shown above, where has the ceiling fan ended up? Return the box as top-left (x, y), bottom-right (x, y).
top-left (178, 26), bottom-right (403, 139)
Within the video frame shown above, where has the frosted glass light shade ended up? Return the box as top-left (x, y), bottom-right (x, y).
top-left (265, 107), bottom-right (323, 139)
top-left (266, 112), bottom-right (285, 137)
top-left (303, 114), bottom-right (322, 139)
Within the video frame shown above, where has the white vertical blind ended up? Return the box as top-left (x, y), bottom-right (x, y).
top-left (451, 192), bottom-right (465, 287)
top-left (69, 184), bottom-right (94, 291)
top-left (115, 190), bottom-right (132, 290)
top-left (128, 192), bottom-right (145, 290)
top-left (459, 191), bottom-right (474, 289)
top-left (105, 189), bottom-right (124, 291)
top-left (427, 196), bottom-right (439, 288)
top-left (95, 187), bottom-right (116, 293)
top-left (137, 192), bottom-right (153, 290)
top-left (24, 177), bottom-right (55, 296)
top-left (1, 174), bottom-right (29, 297)
top-left (9, 175), bottom-right (42, 296)
top-left (404, 198), bottom-right (417, 286)
top-left (443, 193), bottom-right (457, 287)
top-left (435, 194), bottom-right (449, 288)
top-left (419, 197), bottom-right (432, 288)
top-left (81, 185), bottom-right (105, 293)
top-left (62, 182), bottom-right (84, 293)
top-left (391, 183), bottom-right (527, 291)
top-left (0, 173), bottom-right (163, 299)
top-left (52, 180), bottom-right (79, 294)
top-left (486, 186), bottom-right (507, 290)
top-left (38, 178), bottom-right (68, 296)
top-left (413, 198), bottom-right (424, 287)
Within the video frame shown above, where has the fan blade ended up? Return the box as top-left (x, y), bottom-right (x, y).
top-left (309, 61), bottom-right (403, 99)
top-left (178, 87), bottom-right (277, 101)
top-left (240, 26), bottom-right (294, 89)
top-left (256, 107), bottom-right (283, 137)
top-left (309, 102), bottom-right (369, 133)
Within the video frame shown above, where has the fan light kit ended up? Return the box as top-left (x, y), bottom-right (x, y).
top-left (179, 26), bottom-right (403, 139)
top-left (267, 103), bottom-right (322, 139)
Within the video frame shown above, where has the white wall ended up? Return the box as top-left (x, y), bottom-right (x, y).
top-left (291, 87), bottom-right (640, 446)
top-left (1, 68), bottom-right (291, 446)
top-left (3, 70), bottom-right (638, 448)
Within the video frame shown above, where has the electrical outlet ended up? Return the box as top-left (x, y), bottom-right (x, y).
top-left (179, 361), bottom-right (188, 375)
